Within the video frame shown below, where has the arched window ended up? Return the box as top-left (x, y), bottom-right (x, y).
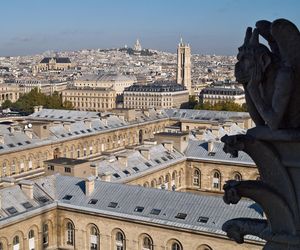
top-left (13, 236), bottom-right (20, 250)
top-left (90, 226), bottom-right (99, 250)
top-left (66, 222), bottom-right (74, 245)
top-left (28, 229), bottom-right (35, 250)
top-left (0, 242), bottom-right (3, 250)
top-left (115, 231), bottom-right (125, 250)
top-left (150, 179), bottom-right (156, 188)
top-left (234, 173), bottom-right (242, 181)
top-left (142, 235), bottom-right (153, 250)
top-left (212, 171), bottom-right (221, 189)
top-left (197, 244), bottom-right (213, 250)
top-left (193, 169), bottom-right (201, 187)
top-left (43, 223), bottom-right (49, 246)
top-left (172, 242), bottom-right (182, 250)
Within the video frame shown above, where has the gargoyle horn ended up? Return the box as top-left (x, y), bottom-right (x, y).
top-left (243, 27), bottom-right (252, 46)
top-left (249, 28), bottom-right (259, 46)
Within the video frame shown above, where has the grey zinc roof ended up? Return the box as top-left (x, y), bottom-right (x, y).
top-left (96, 144), bottom-right (185, 182)
top-left (28, 109), bottom-right (101, 121)
top-left (165, 108), bottom-right (250, 122)
top-left (44, 175), bottom-right (263, 240)
top-left (185, 139), bottom-right (254, 165)
top-left (0, 174), bottom-right (264, 242)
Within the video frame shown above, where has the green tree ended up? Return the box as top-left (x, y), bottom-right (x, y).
top-left (1, 100), bottom-right (12, 109)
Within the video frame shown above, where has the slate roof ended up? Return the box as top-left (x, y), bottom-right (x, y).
top-left (124, 82), bottom-right (187, 92)
top-left (40, 57), bottom-right (71, 64)
top-left (0, 174), bottom-right (264, 242)
top-left (165, 109), bottom-right (250, 122)
top-left (185, 139), bottom-right (254, 165)
top-left (96, 144), bottom-right (186, 182)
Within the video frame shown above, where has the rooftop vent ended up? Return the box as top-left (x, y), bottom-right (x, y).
top-left (175, 213), bottom-right (187, 220)
top-left (134, 206), bottom-right (144, 212)
top-left (108, 202), bottom-right (118, 208)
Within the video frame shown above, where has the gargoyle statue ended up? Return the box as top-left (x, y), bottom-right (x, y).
top-left (235, 19), bottom-right (300, 130)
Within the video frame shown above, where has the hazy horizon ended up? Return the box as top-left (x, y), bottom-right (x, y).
top-left (1, 0), bottom-right (299, 57)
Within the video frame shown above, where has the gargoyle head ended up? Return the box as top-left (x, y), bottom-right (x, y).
top-left (235, 27), bottom-right (273, 85)
top-left (223, 180), bottom-right (241, 205)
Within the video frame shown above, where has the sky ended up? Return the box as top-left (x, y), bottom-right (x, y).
top-left (0, 0), bottom-right (299, 56)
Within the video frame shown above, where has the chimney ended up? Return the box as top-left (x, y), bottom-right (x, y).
top-left (19, 180), bottom-right (34, 199)
top-left (139, 148), bottom-right (150, 160)
top-left (34, 106), bottom-right (39, 113)
top-left (207, 140), bottom-right (214, 153)
top-left (163, 141), bottom-right (173, 152)
top-left (24, 128), bottom-right (33, 139)
top-left (0, 134), bottom-right (4, 144)
top-left (90, 164), bottom-right (98, 176)
top-left (116, 155), bottom-right (128, 168)
top-left (101, 172), bottom-right (112, 182)
top-left (63, 122), bottom-right (71, 132)
top-left (101, 118), bottom-right (108, 126)
top-left (84, 119), bottom-right (92, 129)
top-left (85, 176), bottom-right (95, 196)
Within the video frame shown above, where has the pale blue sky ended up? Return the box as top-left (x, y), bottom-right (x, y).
top-left (0, 0), bottom-right (299, 56)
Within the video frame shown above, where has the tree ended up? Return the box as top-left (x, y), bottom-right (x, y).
top-left (194, 101), bottom-right (247, 112)
top-left (1, 100), bottom-right (12, 109)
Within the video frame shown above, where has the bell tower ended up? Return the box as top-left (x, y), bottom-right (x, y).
top-left (176, 38), bottom-right (192, 95)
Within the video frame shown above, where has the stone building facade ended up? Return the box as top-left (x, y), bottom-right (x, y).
top-left (61, 86), bottom-right (117, 111)
top-left (199, 85), bottom-right (245, 105)
top-left (123, 82), bottom-right (189, 109)
top-left (0, 175), bottom-right (264, 250)
top-left (33, 57), bottom-right (74, 73)
top-left (0, 84), bottom-right (19, 105)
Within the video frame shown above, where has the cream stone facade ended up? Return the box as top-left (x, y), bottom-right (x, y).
top-left (0, 84), bottom-right (19, 105)
top-left (4, 79), bottom-right (68, 95)
top-left (33, 57), bottom-right (74, 73)
top-left (123, 82), bottom-right (189, 109)
top-left (74, 73), bottom-right (136, 95)
top-left (61, 86), bottom-right (117, 111)
top-left (0, 175), bottom-right (264, 250)
top-left (199, 85), bottom-right (245, 105)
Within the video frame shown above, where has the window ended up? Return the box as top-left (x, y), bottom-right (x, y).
top-left (13, 236), bottom-right (20, 250)
top-left (142, 236), bottom-right (153, 250)
top-left (90, 226), bottom-right (99, 250)
top-left (134, 206), bottom-right (144, 213)
top-left (49, 165), bottom-right (54, 171)
top-left (0, 242), bottom-right (3, 250)
top-left (172, 242), bottom-right (182, 250)
top-left (6, 206), bottom-right (17, 215)
top-left (213, 171), bottom-right (221, 189)
top-left (66, 222), bottom-right (74, 245)
top-left (175, 213), bottom-right (187, 220)
top-left (193, 169), bottom-right (201, 187)
top-left (113, 173), bottom-right (120, 178)
top-left (64, 167), bottom-right (71, 173)
top-left (132, 167), bottom-right (139, 172)
top-left (43, 224), bottom-right (49, 246)
top-left (63, 195), bottom-right (73, 200)
top-left (115, 231), bottom-right (125, 250)
top-left (28, 229), bottom-right (35, 250)
top-left (150, 208), bottom-right (161, 215)
top-left (198, 216), bottom-right (209, 223)
top-left (108, 202), bottom-right (118, 208)
top-left (234, 173), bottom-right (242, 181)
top-left (22, 202), bottom-right (33, 209)
top-left (88, 199), bottom-right (98, 205)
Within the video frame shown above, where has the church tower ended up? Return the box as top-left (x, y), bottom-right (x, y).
top-left (176, 38), bottom-right (192, 95)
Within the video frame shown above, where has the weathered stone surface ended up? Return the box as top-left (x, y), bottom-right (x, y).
top-left (222, 19), bottom-right (300, 249)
